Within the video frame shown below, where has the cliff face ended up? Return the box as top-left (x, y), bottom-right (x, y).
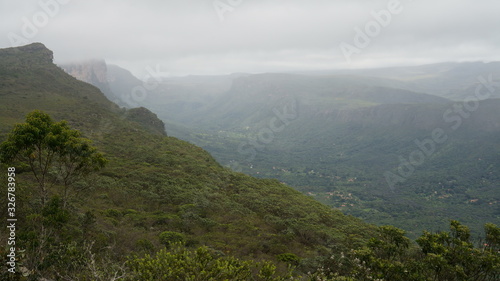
top-left (60, 59), bottom-right (119, 103)
top-left (61, 59), bottom-right (108, 85)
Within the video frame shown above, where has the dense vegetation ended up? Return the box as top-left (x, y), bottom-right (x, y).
top-left (0, 43), bottom-right (498, 280)
top-left (0, 43), bottom-right (375, 279)
top-left (97, 65), bottom-right (499, 238)
top-left (186, 104), bottom-right (500, 238)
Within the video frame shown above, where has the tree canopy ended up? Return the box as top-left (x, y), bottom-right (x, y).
top-left (0, 110), bottom-right (107, 206)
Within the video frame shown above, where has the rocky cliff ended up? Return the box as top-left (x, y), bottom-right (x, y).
top-left (60, 59), bottom-right (119, 103)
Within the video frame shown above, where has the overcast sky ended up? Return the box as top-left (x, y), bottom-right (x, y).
top-left (2, 0), bottom-right (500, 77)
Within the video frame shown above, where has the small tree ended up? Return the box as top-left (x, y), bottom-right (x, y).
top-left (54, 130), bottom-right (107, 207)
top-left (0, 110), bottom-right (107, 207)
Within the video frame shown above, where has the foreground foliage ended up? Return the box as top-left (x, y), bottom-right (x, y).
top-left (311, 222), bottom-right (500, 281)
top-left (127, 244), bottom-right (295, 281)
top-left (2, 212), bottom-right (497, 281)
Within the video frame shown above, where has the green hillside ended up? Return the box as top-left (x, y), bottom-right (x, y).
top-left (58, 59), bottom-right (500, 238)
top-left (0, 43), bottom-right (377, 279)
top-left (202, 100), bottom-right (500, 238)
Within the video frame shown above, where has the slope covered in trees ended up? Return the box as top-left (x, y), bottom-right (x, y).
top-left (1, 43), bottom-right (498, 280)
top-left (63, 59), bottom-right (500, 237)
top-left (0, 43), bottom-right (376, 279)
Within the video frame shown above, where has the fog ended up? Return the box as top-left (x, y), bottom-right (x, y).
top-left (2, 0), bottom-right (500, 76)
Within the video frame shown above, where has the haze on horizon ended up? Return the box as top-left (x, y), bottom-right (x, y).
top-left (2, 0), bottom-right (500, 77)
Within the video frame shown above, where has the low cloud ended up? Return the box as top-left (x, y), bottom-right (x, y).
top-left (1, 0), bottom-right (499, 76)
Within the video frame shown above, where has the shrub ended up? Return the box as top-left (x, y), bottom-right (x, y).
top-left (276, 253), bottom-right (301, 266)
top-left (104, 208), bottom-right (122, 218)
top-left (136, 239), bottom-right (155, 252)
top-left (159, 231), bottom-right (185, 247)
